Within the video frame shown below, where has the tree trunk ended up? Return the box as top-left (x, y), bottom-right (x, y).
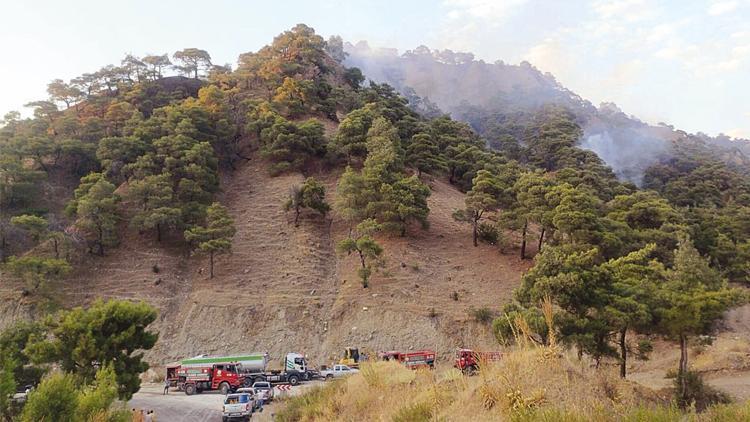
top-left (294, 206), bottom-right (300, 227)
top-left (472, 218), bottom-right (478, 247)
top-left (358, 250), bottom-right (366, 270)
top-left (520, 219), bottom-right (528, 259)
top-left (53, 237), bottom-right (59, 259)
top-left (619, 327), bottom-right (627, 378)
top-left (97, 227), bottom-right (105, 256)
top-left (209, 251), bottom-right (215, 279)
top-left (538, 227), bottom-right (545, 253)
top-left (156, 223), bottom-right (162, 242)
top-left (678, 334), bottom-right (688, 398)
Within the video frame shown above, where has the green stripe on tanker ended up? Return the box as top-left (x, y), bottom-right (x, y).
top-left (180, 354), bottom-right (266, 365)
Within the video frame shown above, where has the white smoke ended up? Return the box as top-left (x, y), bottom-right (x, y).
top-left (579, 129), bottom-right (671, 186)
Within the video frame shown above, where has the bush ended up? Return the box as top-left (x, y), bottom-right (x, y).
top-left (674, 370), bottom-right (731, 411)
top-left (392, 402), bottom-right (432, 422)
top-left (151, 264), bottom-right (160, 273)
top-left (450, 291), bottom-right (459, 301)
top-left (477, 222), bottom-right (499, 245)
top-left (21, 372), bottom-right (79, 422)
top-left (636, 339), bottom-right (653, 360)
top-left (470, 307), bottom-right (494, 324)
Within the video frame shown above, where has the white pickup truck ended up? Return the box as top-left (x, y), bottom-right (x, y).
top-left (222, 392), bottom-right (255, 422)
top-left (320, 364), bottom-right (359, 380)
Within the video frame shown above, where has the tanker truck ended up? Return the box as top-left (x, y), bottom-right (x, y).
top-left (174, 352), bottom-right (309, 393)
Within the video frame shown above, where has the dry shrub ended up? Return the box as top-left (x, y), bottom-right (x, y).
top-left (276, 346), bottom-right (748, 421)
top-left (392, 402), bottom-right (432, 422)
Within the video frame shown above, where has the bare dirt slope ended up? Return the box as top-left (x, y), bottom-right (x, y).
top-left (2, 156), bottom-right (527, 367)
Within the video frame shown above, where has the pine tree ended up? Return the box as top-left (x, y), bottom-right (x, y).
top-left (655, 235), bottom-right (742, 403)
top-left (184, 202), bottom-right (236, 278)
top-left (407, 133), bottom-right (447, 177)
top-left (70, 173), bottom-right (119, 256)
top-left (453, 170), bottom-right (504, 247)
top-left (285, 177), bottom-right (330, 226)
top-left (336, 219), bottom-right (383, 288)
top-left (127, 174), bottom-right (181, 242)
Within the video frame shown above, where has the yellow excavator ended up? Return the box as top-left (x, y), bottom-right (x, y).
top-left (339, 347), bottom-right (370, 368)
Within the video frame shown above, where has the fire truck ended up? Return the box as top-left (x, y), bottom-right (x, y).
top-left (378, 350), bottom-right (436, 369)
top-left (454, 348), bottom-right (502, 374)
top-left (176, 361), bottom-right (244, 395)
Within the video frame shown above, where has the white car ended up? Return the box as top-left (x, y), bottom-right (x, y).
top-left (251, 381), bottom-right (274, 402)
top-left (320, 364), bottom-right (359, 380)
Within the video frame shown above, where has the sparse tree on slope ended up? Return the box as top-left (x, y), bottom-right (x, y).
top-left (337, 219), bottom-right (383, 288)
top-left (5, 256), bottom-right (71, 292)
top-left (655, 235), bottom-right (743, 404)
top-left (453, 170), bottom-right (504, 247)
top-left (184, 202), bottom-right (236, 278)
top-left (285, 177), bottom-right (330, 227)
top-left (11, 214), bottom-right (67, 259)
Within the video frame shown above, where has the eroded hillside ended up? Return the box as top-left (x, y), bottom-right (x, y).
top-left (13, 154), bottom-right (527, 366)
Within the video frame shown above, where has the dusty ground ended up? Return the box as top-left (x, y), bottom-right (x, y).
top-left (128, 381), bottom-right (323, 421)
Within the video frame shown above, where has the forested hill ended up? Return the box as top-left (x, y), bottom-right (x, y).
top-left (0, 25), bottom-right (749, 412)
top-left (345, 42), bottom-right (750, 185)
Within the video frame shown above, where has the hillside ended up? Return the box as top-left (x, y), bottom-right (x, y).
top-left (30, 153), bottom-right (526, 365)
top-left (345, 42), bottom-right (750, 185)
top-left (1, 24), bottom-right (750, 420)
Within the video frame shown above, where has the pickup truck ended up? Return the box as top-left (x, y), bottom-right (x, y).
top-left (222, 392), bottom-right (255, 422)
top-left (251, 381), bottom-right (274, 402)
top-left (320, 364), bottom-right (359, 380)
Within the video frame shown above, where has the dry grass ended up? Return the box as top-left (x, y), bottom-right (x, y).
top-left (276, 347), bottom-right (750, 422)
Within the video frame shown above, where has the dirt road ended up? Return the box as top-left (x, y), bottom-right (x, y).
top-left (128, 381), bottom-right (323, 421)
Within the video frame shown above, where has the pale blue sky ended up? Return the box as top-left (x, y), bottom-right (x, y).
top-left (1, 0), bottom-right (748, 138)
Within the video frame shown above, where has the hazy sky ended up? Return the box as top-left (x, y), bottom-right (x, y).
top-left (1, 0), bottom-right (748, 138)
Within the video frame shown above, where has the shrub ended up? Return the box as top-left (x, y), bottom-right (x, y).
top-left (477, 222), bottom-right (499, 245)
top-left (636, 339), bottom-right (653, 360)
top-left (674, 370), bottom-right (731, 411)
top-left (470, 307), bottom-right (494, 324)
top-left (392, 402), bottom-right (432, 422)
top-left (450, 291), bottom-right (459, 301)
top-left (151, 264), bottom-right (160, 273)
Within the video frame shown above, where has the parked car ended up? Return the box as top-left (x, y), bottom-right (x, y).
top-left (320, 364), bottom-right (359, 380)
top-left (251, 381), bottom-right (274, 402)
top-left (11, 385), bottom-right (34, 403)
top-left (222, 392), bottom-right (255, 422)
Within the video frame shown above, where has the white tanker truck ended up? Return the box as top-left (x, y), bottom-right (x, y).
top-left (174, 352), bottom-right (311, 387)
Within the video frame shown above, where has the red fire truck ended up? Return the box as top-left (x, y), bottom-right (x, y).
top-left (378, 350), bottom-right (436, 369)
top-left (454, 348), bottom-right (502, 374)
top-left (177, 362), bottom-right (246, 395)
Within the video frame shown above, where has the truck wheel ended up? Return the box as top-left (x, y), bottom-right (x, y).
top-left (243, 378), bottom-right (252, 387)
top-left (184, 384), bottom-right (196, 396)
top-left (288, 375), bottom-right (300, 386)
top-left (219, 382), bottom-right (230, 395)
top-left (326, 374), bottom-right (333, 381)
top-left (222, 417), bottom-right (228, 422)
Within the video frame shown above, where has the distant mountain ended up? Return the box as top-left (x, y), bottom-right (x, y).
top-left (345, 42), bottom-right (750, 185)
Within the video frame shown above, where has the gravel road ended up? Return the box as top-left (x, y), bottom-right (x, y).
top-left (128, 381), bottom-right (323, 421)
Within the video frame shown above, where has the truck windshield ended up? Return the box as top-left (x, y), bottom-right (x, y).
top-left (225, 395), bottom-right (249, 404)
